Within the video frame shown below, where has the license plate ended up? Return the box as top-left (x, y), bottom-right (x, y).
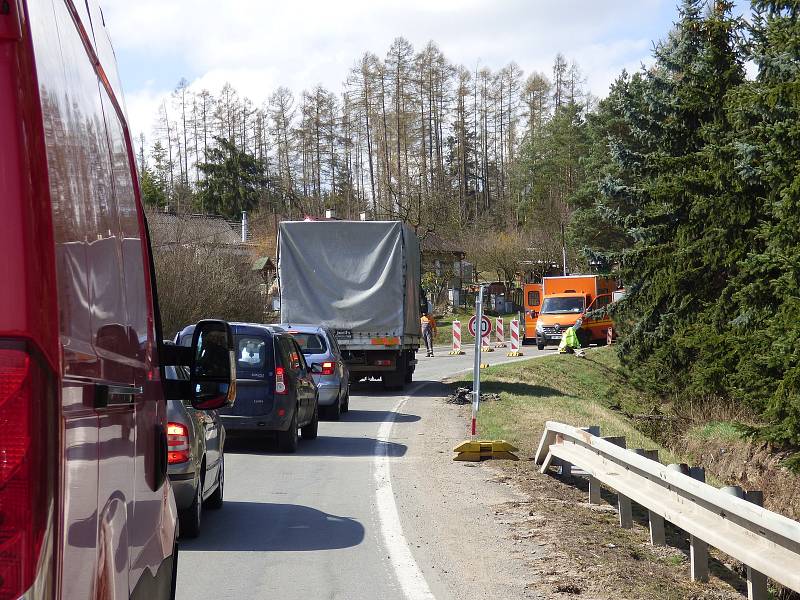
top-left (335, 329), bottom-right (353, 340)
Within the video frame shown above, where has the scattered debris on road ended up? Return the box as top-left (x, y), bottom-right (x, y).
top-left (446, 386), bottom-right (501, 405)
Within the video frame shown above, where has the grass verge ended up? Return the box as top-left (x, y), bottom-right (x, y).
top-left (451, 346), bottom-right (678, 462)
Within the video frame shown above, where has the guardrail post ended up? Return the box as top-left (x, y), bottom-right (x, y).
top-left (649, 512), bottom-right (665, 546)
top-left (618, 494), bottom-right (633, 528)
top-left (743, 490), bottom-right (768, 600)
top-left (690, 536), bottom-right (709, 582)
top-left (589, 476), bottom-right (601, 504)
top-left (634, 448), bottom-right (660, 462)
top-left (686, 465), bottom-right (709, 581)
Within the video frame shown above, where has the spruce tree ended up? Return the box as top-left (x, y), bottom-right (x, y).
top-left (726, 2), bottom-right (800, 460)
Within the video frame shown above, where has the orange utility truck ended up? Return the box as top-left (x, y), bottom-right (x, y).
top-left (535, 275), bottom-right (617, 350)
top-left (522, 283), bottom-right (543, 343)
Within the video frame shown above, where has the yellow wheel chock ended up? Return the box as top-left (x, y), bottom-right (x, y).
top-left (453, 440), bottom-right (519, 461)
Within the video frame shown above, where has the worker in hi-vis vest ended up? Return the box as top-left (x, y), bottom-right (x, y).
top-left (421, 312), bottom-right (437, 357)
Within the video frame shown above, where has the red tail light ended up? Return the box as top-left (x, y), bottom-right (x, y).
top-left (167, 422), bottom-right (190, 464)
top-left (275, 367), bottom-right (287, 394)
top-left (321, 361), bottom-right (335, 376)
top-left (0, 344), bottom-right (54, 600)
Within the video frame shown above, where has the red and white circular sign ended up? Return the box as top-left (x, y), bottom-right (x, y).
top-left (468, 315), bottom-right (493, 337)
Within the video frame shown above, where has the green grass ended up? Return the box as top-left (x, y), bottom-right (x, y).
top-left (687, 421), bottom-right (742, 443)
top-left (451, 347), bottom-right (678, 462)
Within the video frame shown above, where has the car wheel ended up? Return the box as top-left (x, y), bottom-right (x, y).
top-left (205, 457), bottom-right (224, 510)
top-left (301, 403), bottom-right (319, 439)
top-left (342, 392), bottom-right (349, 413)
top-left (325, 394), bottom-right (341, 421)
top-left (277, 409), bottom-right (299, 453)
top-left (179, 477), bottom-right (202, 539)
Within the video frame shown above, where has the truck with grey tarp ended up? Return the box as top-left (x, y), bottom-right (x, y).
top-left (278, 220), bottom-right (422, 390)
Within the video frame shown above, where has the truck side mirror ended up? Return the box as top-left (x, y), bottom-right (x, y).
top-left (189, 320), bottom-right (236, 410)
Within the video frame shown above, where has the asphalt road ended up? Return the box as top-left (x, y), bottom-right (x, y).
top-left (176, 344), bottom-right (554, 600)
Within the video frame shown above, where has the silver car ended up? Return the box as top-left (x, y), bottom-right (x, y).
top-left (283, 324), bottom-right (350, 420)
top-left (165, 364), bottom-right (226, 538)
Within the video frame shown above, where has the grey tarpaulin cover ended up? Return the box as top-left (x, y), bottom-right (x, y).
top-left (278, 221), bottom-right (421, 337)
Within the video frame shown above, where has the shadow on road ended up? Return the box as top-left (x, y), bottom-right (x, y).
top-left (225, 435), bottom-right (407, 457)
top-left (181, 501), bottom-right (365, 552)
top-left (341, 409), bottom-right (420, 423)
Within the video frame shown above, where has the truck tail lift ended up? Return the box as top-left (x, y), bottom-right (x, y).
top-left (453, 285), bottom-right (519, 462)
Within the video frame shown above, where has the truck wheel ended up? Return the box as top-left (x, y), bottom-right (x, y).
top-left (536, 338), bottom-right (545, 351)
top-left (277, 410), bottom-right (299, 453)
top-left (404, 365), bottom-right (414, 384)
top-left (383, 354), bottom-right (407, 391)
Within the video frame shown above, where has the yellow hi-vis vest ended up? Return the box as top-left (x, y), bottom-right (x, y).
top-left (558, 327), bottom-right (580, 353)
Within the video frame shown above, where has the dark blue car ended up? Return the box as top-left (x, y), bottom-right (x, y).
top-left (177, 323), bottom-right (319, 452)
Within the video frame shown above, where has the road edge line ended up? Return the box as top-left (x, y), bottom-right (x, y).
top-left (374, 383), bottom-right (436, 600)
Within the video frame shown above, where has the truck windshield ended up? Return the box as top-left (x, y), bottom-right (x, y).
top-left (541, 297), bottom-right (585, 314)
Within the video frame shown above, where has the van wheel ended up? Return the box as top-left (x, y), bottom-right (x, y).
top-left (536, 341), bottom-right (545, 351)
top-left (301, 404), bottom-right (319, 439)
top-left (205, 458), bottom-right (224, 510)
top-left (179, 479), bottom-right (202, 539)
top-left (277, 410), bottom-right (299, 453)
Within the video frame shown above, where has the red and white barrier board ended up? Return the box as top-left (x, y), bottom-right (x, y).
top-left (450, 320), bottom-right (465, 355)
top-left (495, 317), bottom-right (506, 347)
top-left (508, 319), bottom-right (523, 356)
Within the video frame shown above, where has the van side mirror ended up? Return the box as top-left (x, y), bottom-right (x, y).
top-left (189, 320), bottom-right (236, 410)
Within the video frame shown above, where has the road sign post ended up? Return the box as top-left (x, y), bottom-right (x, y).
top-left (471, 286), bottom-right (484, 437)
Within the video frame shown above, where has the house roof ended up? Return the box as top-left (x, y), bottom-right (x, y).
top-left (252, 256), bottom-right (275, 271)
top-left (148, 212), bottom-right (246, 247)
top-left (420, 232), bottom-right (465, 257)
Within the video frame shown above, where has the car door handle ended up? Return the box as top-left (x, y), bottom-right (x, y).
top-left (94, 383), bottom-right (142, 408)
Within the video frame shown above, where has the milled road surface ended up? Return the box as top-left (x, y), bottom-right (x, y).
top-left (176, 344), bottom-right (554, 599)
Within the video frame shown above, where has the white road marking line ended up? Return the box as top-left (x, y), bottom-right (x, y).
top-left (374, 383), bottom-right (436, 600)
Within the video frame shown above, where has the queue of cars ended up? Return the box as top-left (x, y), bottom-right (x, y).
top-left (163, 323), bottom-right (351, 539)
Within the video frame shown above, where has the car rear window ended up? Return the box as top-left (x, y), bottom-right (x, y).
top-left (234, 334), bottom-right (273, 378)
top-left (289, 332), bottom-right (327, 354)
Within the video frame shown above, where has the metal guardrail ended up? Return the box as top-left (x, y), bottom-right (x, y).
top-left (535, 421), bottom-right (800, 599)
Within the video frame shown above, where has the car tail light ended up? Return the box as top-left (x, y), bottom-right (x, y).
top-left (167, 422), bottom-right (190, 464)
top-left (275, 367), bottom-right (287, 394)
top-left (0, 344), bottom-right (54, 600)
top-left (321, 361), bottom-right (335, 376)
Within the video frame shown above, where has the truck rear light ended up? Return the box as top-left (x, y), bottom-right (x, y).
top-left (275, 367), bottom-right (287, 394)
top-left (375, 359), bottom-right (392, 367)
top-left (0, 344), bottom-right (54, 600)
top-left (321, 361), bottom-right (335, 376)
top-left (167, 422), bottom-right (190, 464)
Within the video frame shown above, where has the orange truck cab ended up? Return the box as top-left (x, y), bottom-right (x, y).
top-left (534, 275), bottom-right (617, 350)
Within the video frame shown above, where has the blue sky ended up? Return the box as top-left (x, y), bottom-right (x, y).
top-left (98, 0), bottom-right (751, 143)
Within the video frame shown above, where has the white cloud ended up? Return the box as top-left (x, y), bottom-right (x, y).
top-left (104, 0), bottom-right (675, 142)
